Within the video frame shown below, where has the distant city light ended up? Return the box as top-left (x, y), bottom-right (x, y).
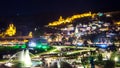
top-left (34, 28), bottom-right (37, 31)
top-left (106, 14), bottom-right (111, 17)
top-left (98, 13), bottom-right (103, 16)
top-left (48, 12), bottom-right (96, 27)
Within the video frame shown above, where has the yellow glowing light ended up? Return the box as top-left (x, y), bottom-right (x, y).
top-left (5, 24), bottom-right (16, 36)
top-left (48, 12), bottom-right (96, 27)
top-left (0, 24), bottom-right (16, 37)
top-left (115, 21), bottom-right (120, 26)
top-left (24, 39), bottom-right (28, 43)
top-left (0, 33), bottom-right (4, 37)
top-left (28, 31), bottom-right (32, 37)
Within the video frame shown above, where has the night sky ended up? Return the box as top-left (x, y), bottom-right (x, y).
top-left (0, 0), bottom-right (120, 28)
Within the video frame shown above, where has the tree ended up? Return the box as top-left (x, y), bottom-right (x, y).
top-left (98, 53), bottom-right (103, 62)
top-left (104, 60), bottom-right (115, 68)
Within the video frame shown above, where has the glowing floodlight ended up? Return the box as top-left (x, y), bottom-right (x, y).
top-left (101, 44), bottom-right (107, 48)
top-left (28, 42), bottom-right (36, 47)
top-left (96, 44), bottom-right (108, 49)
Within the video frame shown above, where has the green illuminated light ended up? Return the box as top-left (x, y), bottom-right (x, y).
top-left (42, 46), bottom-right (48, 49)
top-left (21, 44), bottom-right (26, 49)
top-left (98, 13), bottom-right (103, 16)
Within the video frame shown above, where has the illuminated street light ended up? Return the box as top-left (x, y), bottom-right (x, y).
top-left (106, 14), bottom-right (111, 17)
